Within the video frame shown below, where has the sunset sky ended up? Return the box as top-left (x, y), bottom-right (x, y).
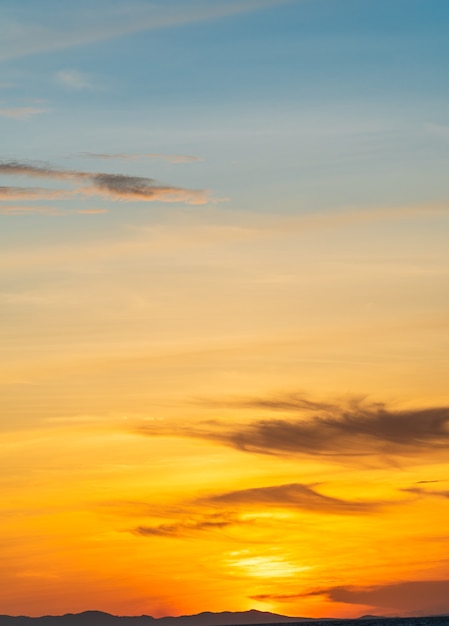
top-left (1, 0), bottom-right (449, 620)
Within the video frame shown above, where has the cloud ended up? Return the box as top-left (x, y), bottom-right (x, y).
top-left (0, 186), bottom-right (66, 200)
top-left (0, 205), bottom-right (64, 215)
top-left (250, 581), bottom-right (449, 615)
top-left (76, 152), bottom-right (203, 164)
top-left (76, 208), bottom-right (108, 214)
top-left (132, 513), bottom-right (236, 538)
top-left (137, 395), bottom-right (449, 463)
top-left (402, 486), bottom-right (449, 500)
top-left (0, 0), bottom-right (293, 62)
top-left (0, 107), bottom-right (46, 120)
top-left (55, 69), bottom-right (97, 91)
top-left (0, 158), bottom-right (211, 208)
top-left (302, 580), bottom-right (449, 615)
top-left (0, 204), bottom-right (107, 216)
top-left (415, 480), bottom-right (442, 484)
top-left (199, 483), bottom-right (382, 514)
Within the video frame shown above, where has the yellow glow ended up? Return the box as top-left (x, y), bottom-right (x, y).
top-left (224, 552), bottom-right (311, 578)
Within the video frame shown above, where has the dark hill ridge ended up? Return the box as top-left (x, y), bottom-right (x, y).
top-left (1, 612), bottom-right (449, 626)
top-left (0, 612), bottom-right (310, 626)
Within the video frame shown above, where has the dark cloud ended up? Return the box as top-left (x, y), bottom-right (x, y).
top-left (316, 580), bottom-right (449, 615)
top-left (200, 483), bottom-right (382, 514)
top-left (0, 160), bottom-right (68, 179)
top-left (250, 581), bottom-right (449, 614)
top-left (138, 395), bottom-right (449, 463)
top-left (249, 592), bottom-right (318, 602)
top-left (402, 486), bottom-right (449, 499)
top-left (415, 480), bottom-right (443, 484)
top-left (0, 159), bottom-right (210, 206)
top-left (132, 513), bottom-right (236, 538)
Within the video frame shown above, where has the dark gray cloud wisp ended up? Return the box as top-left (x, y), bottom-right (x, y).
top-left (0, 159), bottom-right (210, 209)
top-left (137, 395), bottom-right (449, 463)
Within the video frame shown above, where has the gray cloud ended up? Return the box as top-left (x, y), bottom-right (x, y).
top-left (138, 395), bottom-right (449, 463)
top-left (402, 486), bottom-right (449, 499)
top-left (415, 480), bottom-right (443, 484)
top-left (132, 513), bottom-right (237, 538)
top-left (249, 592), bottom-right (317, 602)
top-left (0, 159), bottom-right (210, 206)
top-left (199, 483), bottom-right (382, 514)
top-left (319, 580), bottom-right (449, 614)
top-left (250, 580), bottom-right (449, 614)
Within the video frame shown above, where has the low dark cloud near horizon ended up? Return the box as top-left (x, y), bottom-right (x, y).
top-left (0, 158), bottom-right (210, 209)
top-left (250, 580), bottom-right (449, 614)
top-left (137, 394), bottom-right (449, 464)
top-left (199, 483), bottom-right (383, 514)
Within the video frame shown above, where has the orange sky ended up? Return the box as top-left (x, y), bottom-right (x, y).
top-left (2, 203), bottom-right (449, 618)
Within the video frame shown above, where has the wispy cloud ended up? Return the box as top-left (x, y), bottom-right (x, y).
top-left (0, 0), bottom-right (293, 62)
top-left (0, 107), bottom-right (46, 120)
top-left (0, 203), bottom-right (107, 216)
top-left (0, 205), bottom-right (64, 215)
top-left (55, 69), bottom-right (97, 91)
top-left (402, 485), bottom-right (449, 500)
top-left (76, 152), bottom-right (203, 164)
top-left (0, 186), bottom-right (66, 200)
top-left (0, 159), bottom-right (211, 209)
top-left (199, 483), bottom-right (383, 515)
top-left (132, 512), bottom-right (237, 538)
top-left (137, 395), bottom-right (449, 464)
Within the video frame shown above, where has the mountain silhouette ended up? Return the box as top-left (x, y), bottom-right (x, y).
top-left (0, 611), bottom-right (312, 626)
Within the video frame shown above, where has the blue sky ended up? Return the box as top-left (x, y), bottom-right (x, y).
top-left (2, 0), bottom-right (449, 220)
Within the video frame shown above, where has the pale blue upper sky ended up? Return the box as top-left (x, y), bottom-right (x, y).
top-left (1, 0), bottom-right (449, 228)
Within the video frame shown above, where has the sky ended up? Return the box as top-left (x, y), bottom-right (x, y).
top-left (1, 0), bottom-right (449, 620)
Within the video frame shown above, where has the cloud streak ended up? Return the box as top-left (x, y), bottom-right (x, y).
top-left (0, 205), bottom-right (64, 215)
top-left (0, 159), bottom-right (211, 208)
top-left (55, 69), bottom-right (97, 91)
top-left (402, 486), bottom-right (449, 500)
top-left (0, 107), bottom-right (46, 120)
top-left (137, 395), bottom-right (449, 463)
top-left (76, 152), bottom-right (203, 164)
top-left (132, 513), bottom-right (237, 538)
top-left (199, 483), bottom-right (383, 514)
top-left (0, 0), bottom-right (293, 62)
top-left (0, 186), bottom-right (66, 200)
